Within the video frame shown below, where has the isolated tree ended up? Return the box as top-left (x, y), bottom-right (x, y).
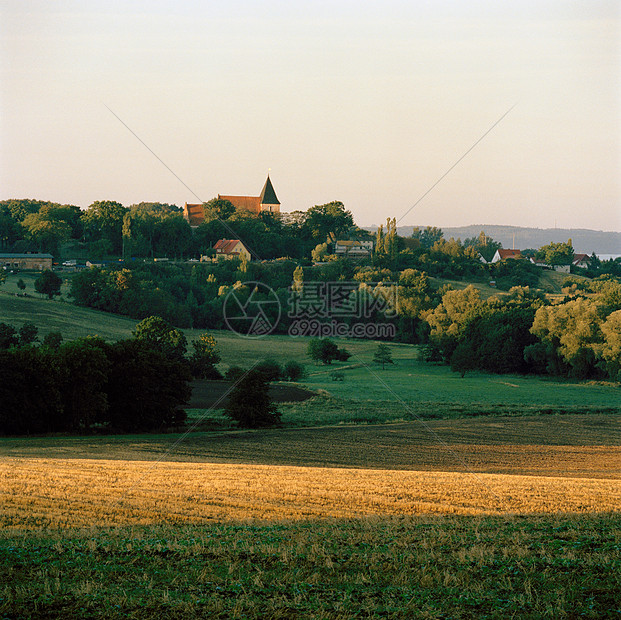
top-left (373, 343), bottom-right (394, 369)
top-left (307, 338), bottom-right (351, 365)
top-left (34, 269), bottom-right (62, 299)
top-left (223, 369), bottom-right (281, 428)
top-left (255, 358), bottom-right (282, 381)
top-left (133, 315), bottom-right (188, 362)
top-left (16, 278), bottom-right (26, 293)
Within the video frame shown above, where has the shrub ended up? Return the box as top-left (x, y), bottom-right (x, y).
top-left (225, 366), bottom-right (246, 382)
top-left (282, 360), bottom-right (306, 382)
top-left (255, 358), bottom-right (282, 382)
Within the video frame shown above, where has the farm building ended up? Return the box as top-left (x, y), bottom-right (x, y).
top-left (183, 175), bottom-right (280, 227)
top-left (0, 253), bottom-right (53, 271)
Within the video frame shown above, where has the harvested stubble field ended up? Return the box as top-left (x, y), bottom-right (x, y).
top-left (1, 414), bottom-right (619, 529)
top-left (2, 458), bottom-right (620, 529)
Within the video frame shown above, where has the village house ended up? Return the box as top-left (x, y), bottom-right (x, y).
top-left (490, 249), bottom-right (523, 263)
top-left (183, 175), bottom-right (280, 227)
top-left (209, 239), bottom-right (252, 261)
top-left (572, 254), bottom-right (591, 269)
top-left (0, 253), bottom-right (53, 271)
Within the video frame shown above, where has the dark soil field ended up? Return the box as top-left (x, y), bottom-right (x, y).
top-left (1, 414), bottom-right (619, 479)
top-left (189, 380), bottom-right (315, 408)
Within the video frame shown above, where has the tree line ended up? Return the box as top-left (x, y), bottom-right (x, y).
top-left (0, 198), bottom-right (362, 261)
top-left (0, 316), bottom-right (225, 435)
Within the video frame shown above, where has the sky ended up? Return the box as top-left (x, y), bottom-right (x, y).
top-left (1, 1), bottom-right (620, 231)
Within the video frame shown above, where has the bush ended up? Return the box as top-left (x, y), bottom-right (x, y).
top-left (225, 366), bottom-right (246, 382)
top-left (282, 360), bottom-right (306, 382)
top-left (255, 358), bottom-right (282, 381)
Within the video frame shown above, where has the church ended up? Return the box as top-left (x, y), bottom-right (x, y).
top-left (183, 175), bottom-right (280, 227)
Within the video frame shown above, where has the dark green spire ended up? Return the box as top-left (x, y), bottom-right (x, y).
top-left (260, 175), bottom-right (280, 205)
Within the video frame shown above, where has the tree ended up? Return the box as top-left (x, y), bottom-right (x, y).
top-left (34, 270), bottom-right (62, 299)
top-left (0, 323), bottom-right (19, 349)
top-left (307, 338), bottom-right (351, 364)
top-left (373, 343), bottom-right (394, 369)
top-left (132, 315), bottom-right (188, 362)
top-left (223, 369), bottom-right (281, 428)
top-left (536, 241), bottom-right (574, 266)
top-left (16, 278), bottom-right (26, 293)
top-left (255, 358), bottom-right (282, 381)
top-left (311, 243), bottom-right (329, 262)
top-left (412, 226), bottom-right (444, 249)
top-left (82, 200), bottom-right (127, 253)
top-left (600, 310), bottom-right (621, 380)
top-left (41, 331), bottom-right (63, 350)
top-left (463, 231), bottom-right (502, 263)
top-left (104, 338), bottom-right (191, 431)
top-left (202, 198), bottom-right (236, 222)
top-left (18, 322), bottom-right (38, 346)
top-left (55, 337), bottom-right (111, 431)
top-left (301, 201), bottom-right (354, 242)
top-left (21, 212), bottom-right (71, 255)
top-left (530, 298), bottom-right (604, 378)
top-left (153, 215), bottom-right (192, 258)
top-left (424, 285), bottom-right (484, 360)
top-left (282, 360), bottom-right (305, 381)
top-left (188, 332), bottom-right (221, 379)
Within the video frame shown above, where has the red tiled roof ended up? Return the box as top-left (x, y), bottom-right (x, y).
top-left (218, 195), bottom-right (262, 213)
top-left (214, 239), bottom-right (243, 254)
top-left (497, 249), bottom-right (522, 259)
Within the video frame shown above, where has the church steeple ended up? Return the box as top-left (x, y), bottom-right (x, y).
top-left (259, 175), bottom-right (280, 211)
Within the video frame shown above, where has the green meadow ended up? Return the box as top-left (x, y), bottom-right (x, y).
top-left (1, 286), bottom-right (619, 416)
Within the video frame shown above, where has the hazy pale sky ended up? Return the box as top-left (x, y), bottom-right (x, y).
top-left (2, 1), bottom-right (619, 231)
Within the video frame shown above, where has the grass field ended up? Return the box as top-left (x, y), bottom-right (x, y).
top-left (2, 514), bottom-right (619, 618)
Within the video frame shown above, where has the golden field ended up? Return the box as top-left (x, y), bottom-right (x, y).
top-left (2, 457), bottom-right (620, 529)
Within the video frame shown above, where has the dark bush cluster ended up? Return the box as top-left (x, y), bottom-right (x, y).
top-left (224, 359), bottom-right (306, 383)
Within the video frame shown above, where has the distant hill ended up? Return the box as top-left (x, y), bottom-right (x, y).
top-left (366, 225), bottom-right (621, 255)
